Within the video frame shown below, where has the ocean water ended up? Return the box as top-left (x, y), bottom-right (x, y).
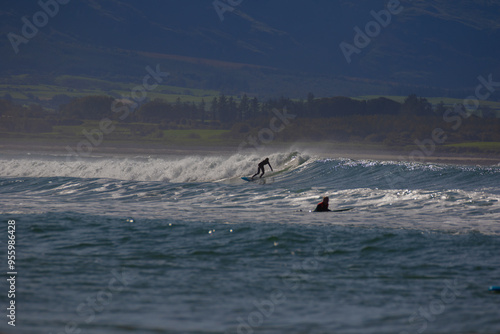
top-left (0, 150), bottom-right (499, 334)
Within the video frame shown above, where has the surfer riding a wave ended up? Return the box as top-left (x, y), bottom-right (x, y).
top-left (252, 158), bottom-right (273, 179)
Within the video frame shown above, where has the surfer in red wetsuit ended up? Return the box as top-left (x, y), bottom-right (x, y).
top-left (252, 158), bottom-right (273, 179)
top-left (314, 196), bottom-right (331, 212)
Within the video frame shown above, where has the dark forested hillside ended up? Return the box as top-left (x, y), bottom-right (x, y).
top-left (1, 0), bottom-right (500, 98)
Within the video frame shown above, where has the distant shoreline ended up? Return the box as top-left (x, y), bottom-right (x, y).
top-left (1, 138), bottom-right (499, 167)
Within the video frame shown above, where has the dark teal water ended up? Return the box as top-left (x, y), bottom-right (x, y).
top-left (1, 152), bottom-right (499, 333)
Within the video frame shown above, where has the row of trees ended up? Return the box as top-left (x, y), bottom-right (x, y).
top-left (53, 93), bottom-right (468, 125)
top-left (0, 93), bottom-right (498, 142)
top-left (0, 99), bottom-right (53, 132)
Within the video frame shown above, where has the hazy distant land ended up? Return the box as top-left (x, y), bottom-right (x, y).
top-left (1, 91), bottom-right (499, 167)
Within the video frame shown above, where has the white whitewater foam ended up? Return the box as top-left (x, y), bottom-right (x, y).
top-left (0, 151), bottom-right (310, 183)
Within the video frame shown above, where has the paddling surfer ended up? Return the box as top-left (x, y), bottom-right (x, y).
top-left (314, 196), bottom-right (331, 212)
top-left (252, 158), bottom-right (273, 179)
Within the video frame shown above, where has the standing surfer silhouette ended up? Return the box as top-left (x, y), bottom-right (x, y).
top-left (252, 158), bottom-right (273, 179)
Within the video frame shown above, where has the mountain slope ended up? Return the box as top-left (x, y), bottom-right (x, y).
top-left (1, 0), bottom-right (499, 96)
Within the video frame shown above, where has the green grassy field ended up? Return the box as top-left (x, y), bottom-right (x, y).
top-left (6, 74), bottom-right (500, 111)
top-left (1, 126), bottom-right (234, 149)
top-left (3, 124), bottom-right (500, 159)
top-left (0, 74), bottom-right (222, 107)
top-left (38, 122), bottom-right (232, 145)
top-left (2, 74), bottom-right (499, 154)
